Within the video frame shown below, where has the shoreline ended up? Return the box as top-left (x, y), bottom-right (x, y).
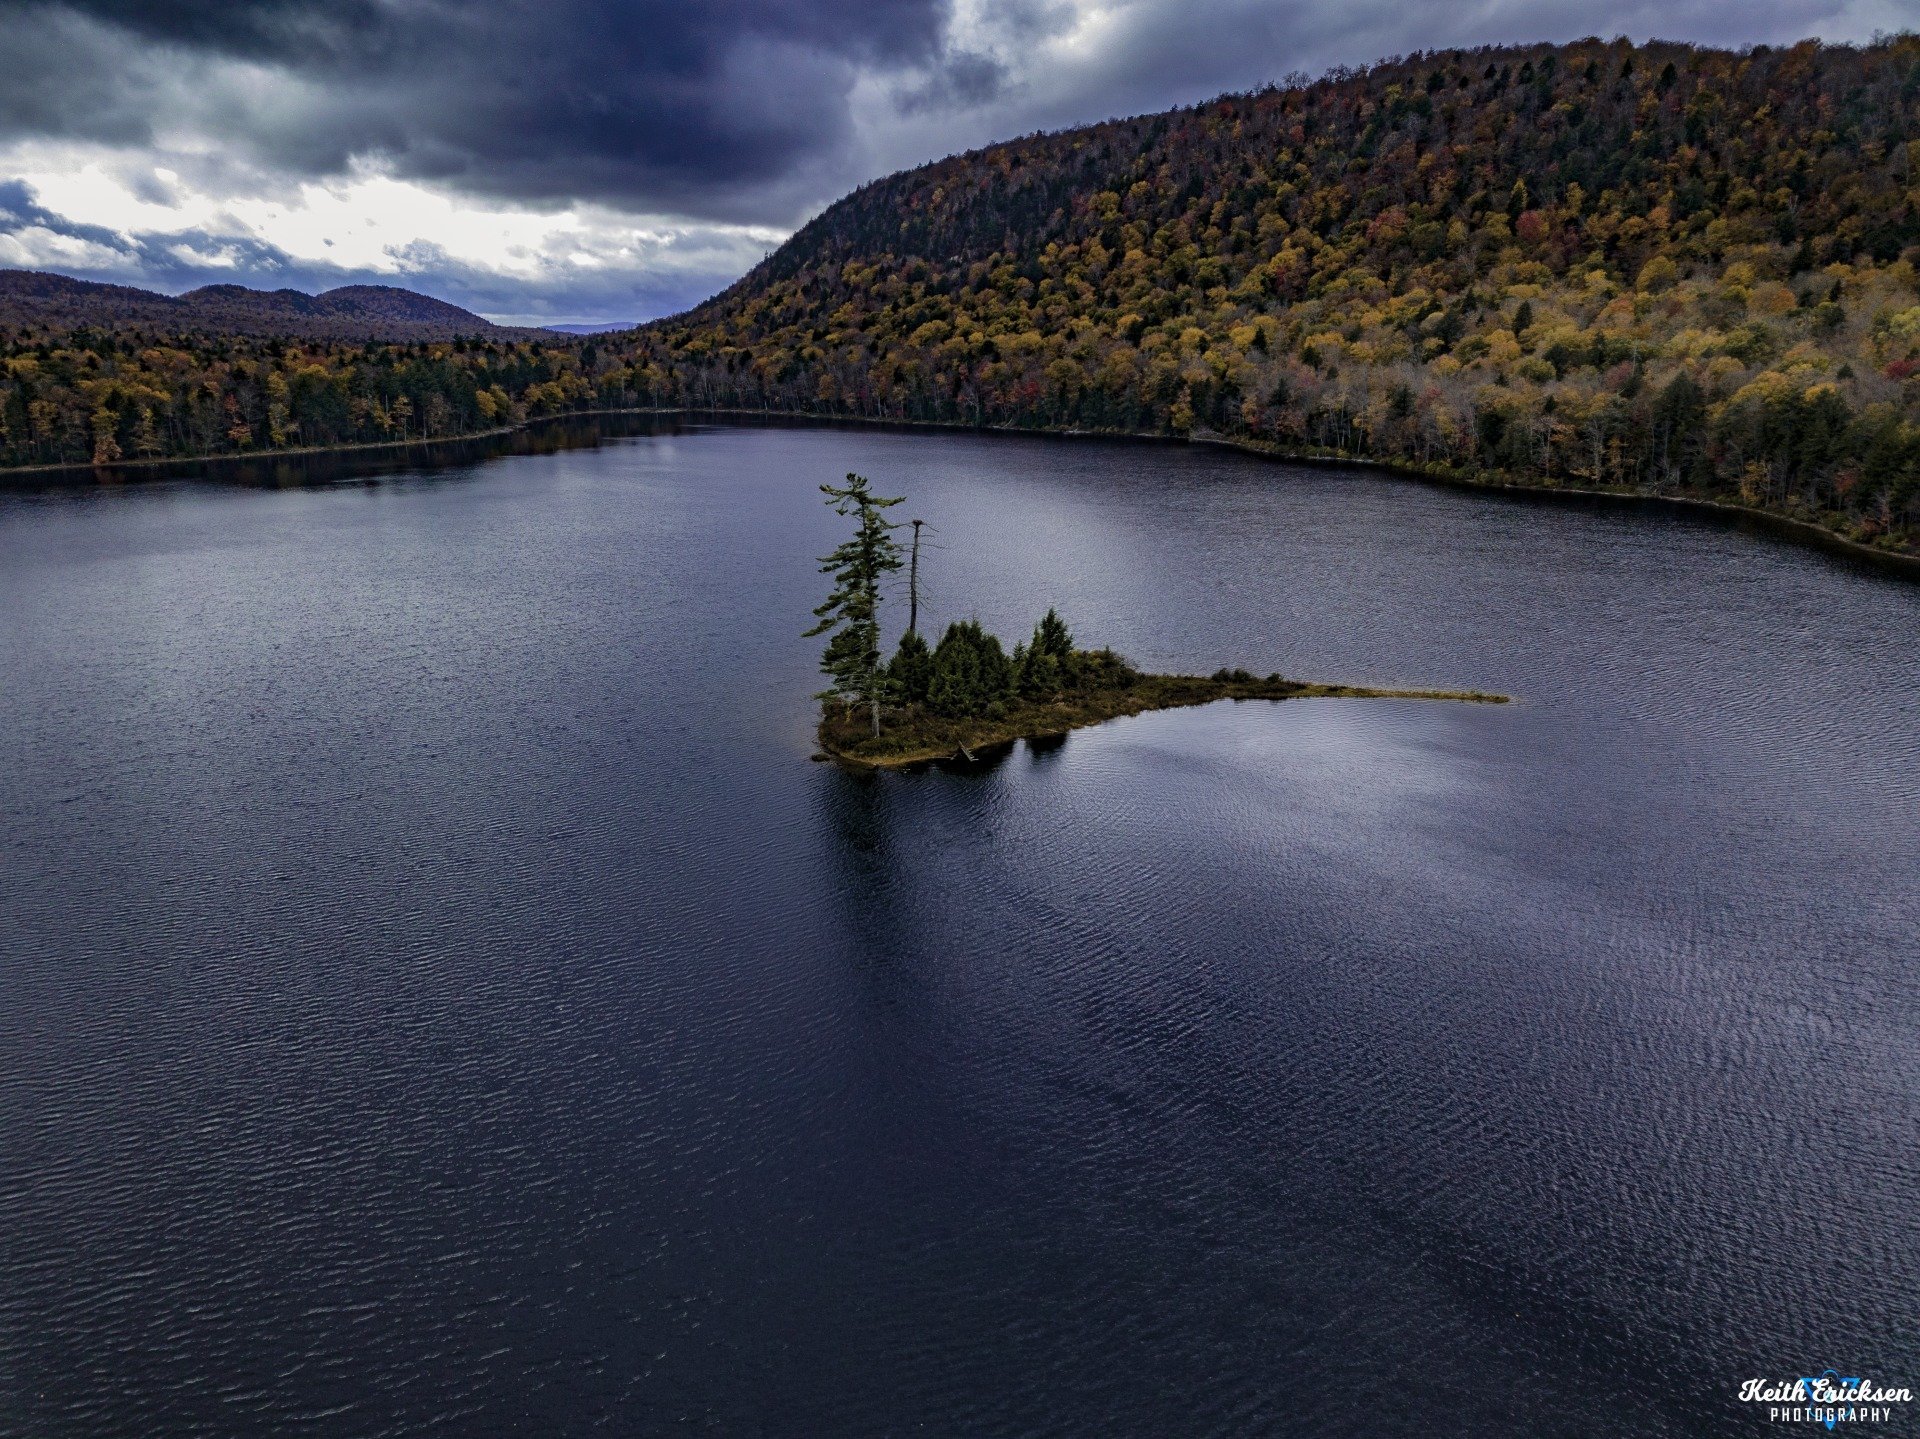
top-left (8, 405), bottom-right (1914, 580)
top-left (710, 411), bottom-right (1920, 579)
top-left (0, 424), bottom-right (526, 481)
top-left (817, 673), bottom-right (1511, 771)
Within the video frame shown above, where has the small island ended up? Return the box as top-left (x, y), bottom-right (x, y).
top-left (805, 473), bottom-right (1508, 770)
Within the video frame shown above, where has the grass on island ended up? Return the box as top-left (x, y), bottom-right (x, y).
top-left (818, 668), bottom-right (1509, 769)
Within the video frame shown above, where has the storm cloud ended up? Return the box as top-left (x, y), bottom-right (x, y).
top-left (0, 0), bottom-right (990, 224)
top-left (0, 0), bottom-right (1905, 320)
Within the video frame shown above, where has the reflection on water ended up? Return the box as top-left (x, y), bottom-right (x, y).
top-left (1, 420), bottom-right (1916, 1438)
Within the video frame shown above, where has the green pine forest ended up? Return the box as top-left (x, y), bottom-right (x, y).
top-left (5, 36), bottom-right (1920, 555)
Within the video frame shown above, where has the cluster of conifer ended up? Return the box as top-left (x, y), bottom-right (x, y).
top-left (887, 611), bottom-right (1138, 719)
top-left (804, 472), bottom-right (1138, 738)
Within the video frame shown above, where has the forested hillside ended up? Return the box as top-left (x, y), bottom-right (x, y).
top-left (3, 37), bottom-right (1917, 559)
top-left (0, 273), bottom-right (589, 465)
top-left (625, 35), bottom-right (1920, 553)
top-left (0, 328), bottom-right (619, 465)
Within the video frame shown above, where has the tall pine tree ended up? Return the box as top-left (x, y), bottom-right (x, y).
top-left (805, 473), bottom-right (905, 736)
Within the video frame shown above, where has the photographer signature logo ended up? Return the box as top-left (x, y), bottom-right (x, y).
top-left (1738, 1370), bottom-right (1912, 1429)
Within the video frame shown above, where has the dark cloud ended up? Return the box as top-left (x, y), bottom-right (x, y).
top-left (24, 0), bottom-right (384, 55)
top-left (895, 51), bottom-right (1011, 116)
top-left (0, 7), bottom-right (176, 149)
top-left (0, 0), bottom-right (995, 225)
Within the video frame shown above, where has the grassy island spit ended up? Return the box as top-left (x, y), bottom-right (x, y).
top-left (805, 472), bottom-right (1506, 770)
top-left (820, 666), bottom-right (1507, 769)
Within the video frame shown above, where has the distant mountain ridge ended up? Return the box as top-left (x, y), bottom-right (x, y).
top-left (0, 270), bottom-right (525, 339)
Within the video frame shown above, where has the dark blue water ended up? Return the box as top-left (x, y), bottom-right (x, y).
top-left (3, 422), bottom-right (1917, 1436)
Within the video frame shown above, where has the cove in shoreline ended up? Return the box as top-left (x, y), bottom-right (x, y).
top-left (817, 672), bottom-right (1511, 770)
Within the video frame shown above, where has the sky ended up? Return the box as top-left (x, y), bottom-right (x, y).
top-left (0, 0), bottom-right (1910, 325)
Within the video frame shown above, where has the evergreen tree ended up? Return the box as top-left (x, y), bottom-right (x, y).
top-left (1650, 372), bottom-right (1707, 484)
top-left (928, 633), bottom-right (983, 717)
top-left (1015, 642), bottom-right (1061, 698)
top-left (805, 473), bottom-right (904, 736)
top-left (1012, 608), bottom-right (1074, 697)
top-left (1032, 608), bottom-right (1073, 660)
top-left (928, 620), bottom-right (1013, 717)
top-left (889, 629), bottom-right (933, 704)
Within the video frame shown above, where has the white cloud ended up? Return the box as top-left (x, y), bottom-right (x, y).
top-left (0, 138), bottom-right (786, 322)
top-left (165, 240), bottom-right (242, 267)
top-left (0, 223), bottom-right (139, 272)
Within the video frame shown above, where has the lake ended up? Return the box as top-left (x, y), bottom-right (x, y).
top-left (3, 418), bottom-right (1916, 1436)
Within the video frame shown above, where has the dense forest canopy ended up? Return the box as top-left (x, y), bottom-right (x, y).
top-left (3, 36), bottom-right (1918, 554)
top-left (0, 329), bottom-right (606, 464)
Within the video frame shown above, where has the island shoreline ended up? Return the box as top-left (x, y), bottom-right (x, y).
top-left (817, 674), bottom-right (1511, 771)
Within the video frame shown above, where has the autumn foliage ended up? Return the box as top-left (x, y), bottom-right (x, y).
top-left (0, 333), bottom-right (627, 467)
